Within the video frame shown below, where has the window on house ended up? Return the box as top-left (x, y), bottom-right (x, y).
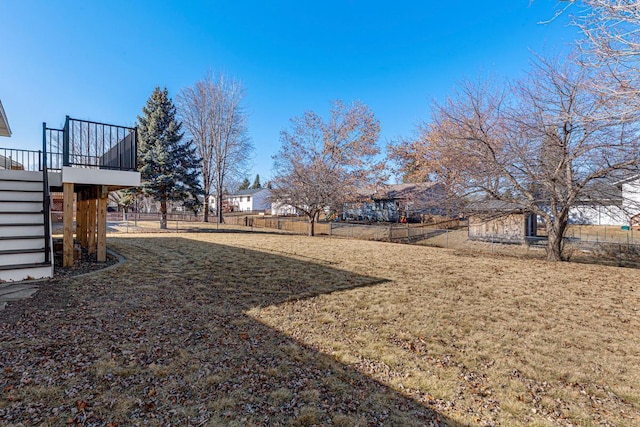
top-left (247, 196), bottom-right (251, 202)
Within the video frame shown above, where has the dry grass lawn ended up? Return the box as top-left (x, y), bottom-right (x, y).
top-left (1, 230), bottom-right (639, 426)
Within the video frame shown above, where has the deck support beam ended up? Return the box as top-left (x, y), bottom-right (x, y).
top-left (97, 186), bottom-right (108, 262)
top-left (63, 182), bottom-right (75, 267)
top-left (77, 193), bottom-right (88, 248)
top-left (88, 188), bottom-right (97, 255)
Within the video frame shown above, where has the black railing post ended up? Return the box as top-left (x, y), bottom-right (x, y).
top-left (133, 127), bottom-right (138, 170)
top-left (63, 115), bottom-right (70, 166)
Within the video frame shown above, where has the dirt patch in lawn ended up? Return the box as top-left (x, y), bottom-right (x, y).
top-left (1, 232), bottom-right (639, 426)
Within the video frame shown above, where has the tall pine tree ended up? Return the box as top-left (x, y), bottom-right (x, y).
top-left (251, 174), bottom-right (261, 189)
top-left (238, 177), bottom-right (251, 190)
top-left (137, 87), bottom-right (202, 229)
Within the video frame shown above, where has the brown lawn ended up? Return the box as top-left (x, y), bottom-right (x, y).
top-left (1, 231), bottom-right (639, 426)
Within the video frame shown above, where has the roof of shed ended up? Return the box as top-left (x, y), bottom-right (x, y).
top-left (466, 200), bottom-right (529, 214)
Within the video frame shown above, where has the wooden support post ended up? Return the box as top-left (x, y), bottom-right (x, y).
top-left (97, 186), bottom-right (108, 262)
top-left (77, 193), bottom-right (87, 248)
top-left (81, 196), bottom-right (90, 247)
top-left (63, 182), bottom-right (75, 267)
top-left (88, 189), bottom-right (97, 255)
top-left (75, 191), bottom-right (84, 249)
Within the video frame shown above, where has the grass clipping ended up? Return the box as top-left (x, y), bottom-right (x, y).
top-left (1, 231), bottom-right (639, 426)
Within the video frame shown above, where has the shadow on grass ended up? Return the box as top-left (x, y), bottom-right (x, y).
top-left (0, 236), bottom-right (465, 426)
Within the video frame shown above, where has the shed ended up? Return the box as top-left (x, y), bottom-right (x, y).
top-left (467, 200), bottom-right (537, 243)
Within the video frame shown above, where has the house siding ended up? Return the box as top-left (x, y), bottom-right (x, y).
top-left (568, 205), bottom-right (627, 226)
top-left (209, 189), bottom-right (271, 212)
top-left (623, 180), bottom-right (640, 223)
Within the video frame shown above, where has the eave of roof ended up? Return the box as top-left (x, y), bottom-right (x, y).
top-left (466, 200), bottom-right (529, 213)
top-left (0, 100), bottom-right (12, 137)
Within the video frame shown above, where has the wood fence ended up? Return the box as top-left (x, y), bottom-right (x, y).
top-left (104, 211), bottom-right (460, 240)
top-left (225, 215), bottom-right (460, 241)
top-left (224, 215), bottom-right (330, 235)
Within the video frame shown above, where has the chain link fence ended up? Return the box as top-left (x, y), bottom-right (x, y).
top-left (98, 212), bottom-right (640, 267)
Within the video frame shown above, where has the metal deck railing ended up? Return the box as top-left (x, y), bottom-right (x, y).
top-left (45, 116), bottom-right (137, 172)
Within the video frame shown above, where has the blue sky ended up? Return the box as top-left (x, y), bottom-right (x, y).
top-left (1, 1), bottom-right (578, 182)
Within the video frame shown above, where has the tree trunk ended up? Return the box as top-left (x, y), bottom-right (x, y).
top-left (203, 198), bottom-right (209, 222)
top-left (546, 220), bottom-right (568, 261)
top-left (217, 193), bottom-right (224, 224)
top-left (160, 200), bottom-right (167, 230)
top-left (308, 216), bottom-right (315, 236)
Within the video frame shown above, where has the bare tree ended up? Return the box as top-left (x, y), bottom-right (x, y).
top-left (388, 120), bottom-right (476, 216)
top-left (569, 1), bottom-right (640, 63)
top-left (178, 72), bottom-right (252, 222)
top-left (423, 55), bottom-right (640, 260)
top-left (271, 100), bottom-right (384, 236)
top-left (544, 1), bottom-right (640, 101)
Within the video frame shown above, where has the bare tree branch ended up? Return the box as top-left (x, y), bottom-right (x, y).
top-left (271, 100), bottom-right (384, 236)
top-left (178, 72), bottom-right (252, 222)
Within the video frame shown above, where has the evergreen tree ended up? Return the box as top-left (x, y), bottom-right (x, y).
top-left (238, 177), bottom-right (251, 190)
top-left (137, 87), bottom-right (202, 229)
top-left (251, 174), bottom-right (261, 189)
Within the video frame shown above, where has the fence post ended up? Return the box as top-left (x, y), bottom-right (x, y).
top-left (618, 243), bottom-right (622, 267)
top-left (491, 233), bottom-right (494, 255)
top-left (328, 221), bottom-right (332, 236)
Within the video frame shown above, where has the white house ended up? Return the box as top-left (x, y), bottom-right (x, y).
top-left (568, 175), bottom-right (640, 226)
top-left (622, 175), bottom-right (640, 226)
top-left (209, 188), bottom-right (271, 213)
top-left (271, 201), bottom-right (299, 216)
top-left (568, 205), bottom-right (627, 226)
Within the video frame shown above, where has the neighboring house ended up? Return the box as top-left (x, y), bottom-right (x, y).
top-left (467, 200), bottom-right (538, 244)
top-left (568, 175), bottom-right (640, 226)
top-left (209, 188), bottom-right (271, 213)
top-left (271, 201), bottom-right (300, 216)
top-left (568, 204), bottom-right (627, 226)
top-left (621, 175), bottom-right (640, 226)
top-left (343, 182), bottom-right (446, 222)
top-left (0, 155), bottom-right (23, 170)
